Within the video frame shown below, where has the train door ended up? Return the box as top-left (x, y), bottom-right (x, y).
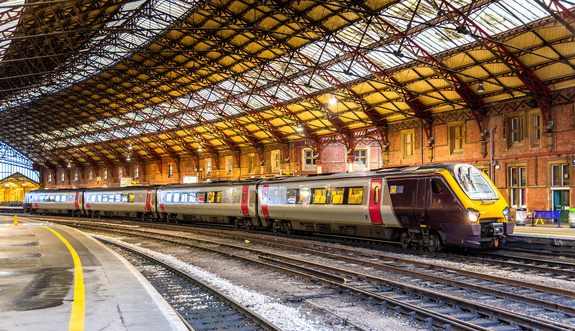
top-left (369, 179), bottom-right (383, 223)
top-left (241, 186), bottom-right (249, 216)
top-left (413, 179), bottom-right (429, 228)
top-left (146, 190), bottom-right (152, 212)
top-left (75, 192), bottom-right (80, 210)
top-left (261, 185), bottom-right (269, 217)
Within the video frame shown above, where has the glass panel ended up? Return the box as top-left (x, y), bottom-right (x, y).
top-left (286, 189), bottom-right (299, 204)
top-left (299, 188), bottom-right (310, 204)
top-left (330, 188), bottom-right (345, 204)
top-left (348, 187), bottom-right (363, 204)
top-left (312, 188), bottom-right (327, 204)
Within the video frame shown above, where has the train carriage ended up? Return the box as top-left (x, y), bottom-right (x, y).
top-left (24, 189), bottom-right (84, 217)
top-left (157, 180), bottom-right (259, 226)
top-left (83, 186), bottom-right (159, 221)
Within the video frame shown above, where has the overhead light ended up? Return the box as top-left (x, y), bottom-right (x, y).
top-left (198, 145), bottom-right (202, 151)
top-left (67, 162), bottom-right (71, 168)
top-left (127, 144), bottom-right (133, 151)
top-left (477, 82), bottom-right (485, 93)
top-left (296, 123), bottom-right (303, 132)
top-left (126, 156), bottom-right (130, 161)
top-left (329, 94), bottom-right (337, 105)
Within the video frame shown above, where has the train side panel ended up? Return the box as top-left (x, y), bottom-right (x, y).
top-left (84, 188), bottom-right (156, 219)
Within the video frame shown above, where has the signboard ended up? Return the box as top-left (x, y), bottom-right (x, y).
top-left (183, 176), bottom-right (199, 184)
top-left (120, 177), bottom-right (133, 187)
top-left (280, 169), bottom-right (295, 176)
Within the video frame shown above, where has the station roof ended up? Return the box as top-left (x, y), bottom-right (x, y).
top-left (0, 0), bottom-right (574, 170)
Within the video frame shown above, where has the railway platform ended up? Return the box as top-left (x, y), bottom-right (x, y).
top-left (508, 221), bottom-right (575, 252)
top-left (0, 215), bottom-right (187, 331)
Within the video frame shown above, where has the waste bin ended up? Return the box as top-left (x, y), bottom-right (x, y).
top-left (570, 208), bottom-right (575, 228)
top-left (516, 208), bottom-right (527, 226)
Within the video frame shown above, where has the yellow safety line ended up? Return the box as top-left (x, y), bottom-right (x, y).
top-left (43, 226), bottom-right (85, 331)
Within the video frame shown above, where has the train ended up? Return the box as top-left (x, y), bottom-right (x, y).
top-left (23, 163), bottom-right (514, 251)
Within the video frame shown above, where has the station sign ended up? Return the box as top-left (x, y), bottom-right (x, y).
top-left (183, 176), bottom-right (199, 183)
top-left (280, 169), bottom-right (295, 176)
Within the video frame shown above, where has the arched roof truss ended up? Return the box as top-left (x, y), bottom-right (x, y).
top-left (0, 0), bottom-right (573, 167)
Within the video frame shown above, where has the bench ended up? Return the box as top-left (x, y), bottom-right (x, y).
top-left (527, 210), bottom-right (562, 226)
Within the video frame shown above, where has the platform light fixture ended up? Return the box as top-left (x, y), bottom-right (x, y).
top-left (296, 123), bottom-right (303, 132)
top-left (477, 82), bottom-right (485, 93)
top-left (329, 94), bottom-right (337, 105)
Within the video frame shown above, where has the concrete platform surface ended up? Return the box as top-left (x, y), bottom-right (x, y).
top-left (0, 215), bottom-right (187, 331)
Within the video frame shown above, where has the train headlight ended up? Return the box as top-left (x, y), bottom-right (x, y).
top-left (467, 208), bottom-right (480, 223)
top-left (502, 206), bottom-right (511, 221)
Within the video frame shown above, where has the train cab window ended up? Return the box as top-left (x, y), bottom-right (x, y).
top-left (330, 188), bottom-right (345, 204)
top-left (166, 192), bottom-right (173, 203)
top-left (348, 187), bottom-right (363, 204)
top-left (197, 192), bottom-right (206, 203)
top-left (173, 192), bottom-right (180, 203)
top-left (189, 192), bottom-right (197, 203)
top-left (286, 189), bottom-right (299, 204)
top-left (215, 192), bottom-right (222, 203)
top-left (312, 188), bottom-right (326, 204)
top-left (129, 194), bottom-right (135, 202)
top-left (431, 180), bottom-right (443, 194)
top-left (181, 193), bottom-right (188, 203)
top-left (299, 188), bottom-right (310, 204)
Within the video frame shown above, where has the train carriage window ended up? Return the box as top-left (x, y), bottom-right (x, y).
top-left (197, 192), bottom-right (206, 203)
top-left (55, 195), bottom-right (61, 202)
top-left (181, 193), bottom-right (188, 203)
top-left (189, 192), bottom-right (197, 203)
top-left (312, 188), bottom-right (327, 204)
top-left (348, 187), bottom-right (363, 204)
top-left (286, 189), bottom-right (299, 204)
top-left (103, 195), bottom-right (108, 202)
top-left (431, 180), bottom-right (443, 194)
top-left (115, 194), bottom-right (121, 202)
top-left (166, 192), bottom-right (173, 203)
top-left (330, 188), bottom-right (345, 204)
top-left (215, 192), bottom-right (222, 203)
top-left (121, 194), bottom-right (129, 203)
top-left (129, 194), bottom-right (135, 202)
top-left (97, 194), bottom-right (102, 202)
top-left (299, 188), bottom-right (310, 204)
top-left (39, 195), bottom-right (44, 202)
top-left (173, 192), bottom-right (180, 203)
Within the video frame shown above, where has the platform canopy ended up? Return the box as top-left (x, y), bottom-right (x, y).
top-left (0, 0), bottom-right (574, 170)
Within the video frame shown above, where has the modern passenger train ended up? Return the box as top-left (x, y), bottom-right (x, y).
top-left (24, 163), bottom-right (514, 251)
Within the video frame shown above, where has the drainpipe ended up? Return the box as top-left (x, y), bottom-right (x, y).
top-left (490, 126), bottom-right (497, 181)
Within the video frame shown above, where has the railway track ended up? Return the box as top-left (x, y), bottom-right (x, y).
top-left (97, 237), bottom-right (279, 331)
top-left (46, 218), bottom-right (575, 330)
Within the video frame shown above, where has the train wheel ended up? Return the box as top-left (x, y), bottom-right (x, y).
top-left (272, 220), bottom-right (281, 233)
top-left (400, 232), bottom-right (410, 249)
top-left (428, 233), bottom-right (442, 252)
top-left (281, 221), bottom-right (292, 234)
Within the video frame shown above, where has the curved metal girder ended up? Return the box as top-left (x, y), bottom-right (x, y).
top-left (435, 0), bottom-right (554, 132)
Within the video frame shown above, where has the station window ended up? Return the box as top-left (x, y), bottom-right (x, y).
top-left (247, 154), bottom-right (255, 173)
top-left (89, 170), bottom-right (93, 182)
top-left (119, 168), bottom-right (123, 179)
top-left (507, 115), bottom-right (525, 149)
top-left (135, 167), bottom-right (139, 179)
top-left (508, 166), bottom-right (526, 207)
top-left (551, 163), bottom-right (569, 187)
top-left (530, 112), bottom-right (541, 148)
top-left (168, 164), bottom-right (173, 178)
top-left (401, 129), bottom-right (415, 159)
top-left (104, 170), bottom-right (108, 181)
top-left (48, 173), bottom-right (52, 183)
top-left (303, 149), bottom-right (317, 169)
top-left (271, 150), bottom-right (280, 173)
top-left (354, 150), bottom-right (367, 167)
top-left (448, 122), bottom-right (465, 155)
top-left (205, 158), bottom-right (212, 177)
top-left (74, 171), bottom-right (78, 183)
top-left (61, 173), bottom-right (65, 183)
top-left (225, 156), bottom-right (233, 176)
